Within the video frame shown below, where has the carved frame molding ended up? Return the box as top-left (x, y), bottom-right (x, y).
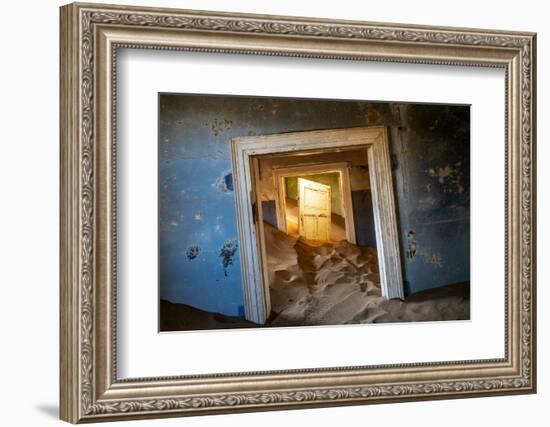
top-left (60, 2), bottom-right (536, 423)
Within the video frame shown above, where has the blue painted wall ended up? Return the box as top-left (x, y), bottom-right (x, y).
top-left (386, 104), bottom-right (470, 294)
top-left (159, 94), bottom-right (469, 315)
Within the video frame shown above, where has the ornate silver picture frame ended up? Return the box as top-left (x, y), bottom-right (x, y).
top-left (60, 2), bottom-right (536, 423)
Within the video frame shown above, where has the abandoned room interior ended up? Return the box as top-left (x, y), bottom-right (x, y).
top-left (159, 93), bottom-right (470, 331)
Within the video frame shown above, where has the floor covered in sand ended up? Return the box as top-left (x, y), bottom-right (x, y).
top-left (264, 222), bottom-right (470, 327)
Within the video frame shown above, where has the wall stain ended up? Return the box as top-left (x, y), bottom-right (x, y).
top-left (417, 247), bottom-right (443, 268)
top-left (426, 162), bottom-right (464, 193)
top-left (213, 171), bottom-right (234, 193)
top-left (366, 106), bottom-right (380, 124)
top-left (406, 230), bottom-right (443, 268)
top-left (186, 245), bottom-right (201, 261)
top-left (220, 238), bottom-right (238, 277)
top-left (204, 118), bottom-right (233, 136)
top-left (406, 230), bottom-right (417, 259)
top-left (271, 103), bottom-right (281, 116)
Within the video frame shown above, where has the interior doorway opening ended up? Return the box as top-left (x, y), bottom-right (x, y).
top-left (272, 163), bottom-right (359, 245)
top-left (258, 152), bottom-right (380, 326)
top-left (232, 126), bottom-right (404, 324)
top-left (292, 176), bottom-right (335, 241)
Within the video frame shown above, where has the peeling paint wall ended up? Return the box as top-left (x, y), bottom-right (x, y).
top-left (159, 95), bottom-right (245, 316)
top-left (159, 94), bottom-right (469, 316)
top-left (385, 104), bottom-right (470, 294)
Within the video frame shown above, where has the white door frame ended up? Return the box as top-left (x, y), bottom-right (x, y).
top-left (272, 162), bottom-right (357, 244)
top-left (231, 126), bottom-right (404, 324)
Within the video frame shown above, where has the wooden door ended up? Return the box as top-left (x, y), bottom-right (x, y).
top-left (298, 178), bottom-right (331, 241)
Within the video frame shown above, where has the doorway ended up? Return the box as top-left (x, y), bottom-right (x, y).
top-left (297, 177), bottom-right (331, 240)
top-left (231, 126), bottom-right (404, 324)
top-left (272, 163), bottom-right (357, 244)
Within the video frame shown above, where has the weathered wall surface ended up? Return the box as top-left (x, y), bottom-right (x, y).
top-left (159, 94), bottom-right (469, 316)
top-left (385, 104), bottom-right (470, 294)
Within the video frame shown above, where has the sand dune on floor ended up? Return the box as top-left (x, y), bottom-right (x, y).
top-left (263, 223), bottom-right (469, 326)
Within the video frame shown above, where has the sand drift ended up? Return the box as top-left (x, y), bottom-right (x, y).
top-left (264, 223), bottom-right (469, 326)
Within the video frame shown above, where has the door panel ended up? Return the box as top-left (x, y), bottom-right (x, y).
top-left (298, 178), bottom-right (331, 241)
top-left (317, 214), bottom-right (330, 241)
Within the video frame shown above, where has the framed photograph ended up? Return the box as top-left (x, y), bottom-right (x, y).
top-left (60, 2), bottom-right (536, 423)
